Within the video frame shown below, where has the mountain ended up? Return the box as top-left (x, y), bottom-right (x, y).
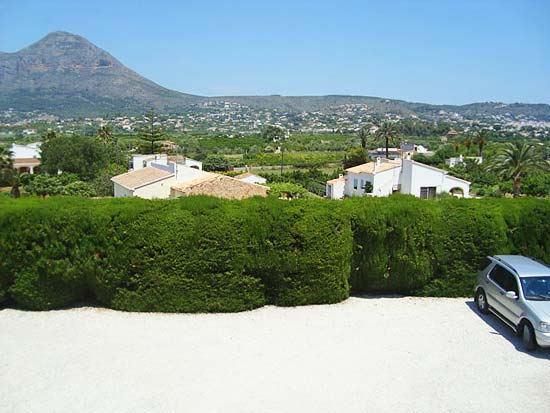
top-left (0, 31), bottom-right (202, 115)
top-left (1, 31), bottom-right (550, 120)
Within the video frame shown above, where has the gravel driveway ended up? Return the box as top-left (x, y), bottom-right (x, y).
top-left (1, 297), bottom-right (549, 412)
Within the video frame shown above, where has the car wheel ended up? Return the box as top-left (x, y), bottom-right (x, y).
top-left (475, 289), bottom-right (489, 314)
top-left (520, 321), bottom-right (537, 351)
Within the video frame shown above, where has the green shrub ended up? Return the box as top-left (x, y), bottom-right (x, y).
top-left (1, 195), bottom-right (549, 311)
top-left (93, 197), bottom-right (266, 312)
top-left (245, 198), bottom-right (352, 306)
top-left (0, 198), bottom-right (98, 309)
top-left (347, 196), bottom-right (439, 294)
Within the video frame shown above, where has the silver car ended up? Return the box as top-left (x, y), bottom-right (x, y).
top-left (474, 255), bottom-right (550, 351)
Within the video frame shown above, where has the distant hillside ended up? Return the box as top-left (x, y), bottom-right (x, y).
top-left (1, 31), bottom-right (549, 120)
top-left (0, 31), bottom-right (202, 116)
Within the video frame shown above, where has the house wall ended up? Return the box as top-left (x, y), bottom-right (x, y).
top-left (326, 180), bottom-right (345, 199)
top-left (131, 154), bottom-right (168, 170)
top-left (113, 183), bottom-right (134, 198)
top-left (345, 169), bottom-right (400, 197)
top-left (442, 176), bottom-right (470, 198)
top-left (345, 172), bottom-right (369, 196)
top-left (239, 175), bottom-right (267, 185)
top-left (400, 160), bottom-right (469, 198)
top-left (401, 160), bottom-right (444, 197)
top-left (372, 168), bottom-right (400, 197)
top-left (184, 158), bottom-right (203, 170)
top-left (133, 177), bottom-right (177, 199)
top-left (175, 166), bottom-right (208, 183)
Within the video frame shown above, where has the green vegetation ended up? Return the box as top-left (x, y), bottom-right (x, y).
top-left (347, 196), bottom-right (550, 297)
top-left (40, 135), bottom-right (108, 180)
top-left (488, 141), bottom-right (550, 197)
top-left (1, 195), bottom-right (549, 312)
top-left (0, 196), bottom-right (351, 311)
top-left (138, 110), bottom-right (165, 154)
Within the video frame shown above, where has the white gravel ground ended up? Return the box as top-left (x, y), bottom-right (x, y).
top-left (1, 296), bottom-right (549, 413)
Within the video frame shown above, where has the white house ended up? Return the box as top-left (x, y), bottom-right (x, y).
top-left (326, 157), bottom-right (470, 199)
top-left (10, 142), bottom-right (41, 174)
top-left (234, 172), bottom-right (267, 185)
top-left (111, 167), bottom-right (177, 199)
top-left (112, 155), bottom-right (268, 200)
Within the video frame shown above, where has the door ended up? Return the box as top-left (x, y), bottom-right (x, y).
top-left (487, 264), bottom-right (522, 324)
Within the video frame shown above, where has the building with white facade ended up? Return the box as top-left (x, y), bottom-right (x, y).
top-left (10, 143), bottom-right (41, 174)
top-left (326, 157), bottom-right (470, 200)
top-left (112, 154), bottom-right (268, 200)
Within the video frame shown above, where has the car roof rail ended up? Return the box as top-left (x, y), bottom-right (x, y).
top-left (491, 255), bottom-right (518, 275)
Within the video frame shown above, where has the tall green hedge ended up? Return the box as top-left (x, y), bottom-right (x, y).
top-left (347, 196), bottom-right (550, 297)
top-left (0, 195), bottom-right (549, 312)
top-left (0, 196), bottom-right (352, 312)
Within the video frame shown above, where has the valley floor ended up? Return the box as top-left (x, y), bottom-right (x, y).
top-left (1, 297), bottom-right (549, 412)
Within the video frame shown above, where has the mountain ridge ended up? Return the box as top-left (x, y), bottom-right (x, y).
top-left (1, 31), bottom-right (549, 120)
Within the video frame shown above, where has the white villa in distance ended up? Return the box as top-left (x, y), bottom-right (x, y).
top-left (112, 154), bottom-right (269, 200)
top-left (10, 142), bottom-right (41, 174)
top-left (326, 157), bottom-right (470, 200)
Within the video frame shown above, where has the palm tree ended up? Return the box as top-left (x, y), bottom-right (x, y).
top-left (475, 130), bottom-right (489, 157)
top-left (453, 141), bottom-right (460, 153)
top-left (97, 125), bottom-right (116, 146)
top-left (6, 170), bottom-right (27, 198)
top-left (463, 138), bottom-right (473, 154)
top-left (489, 141), bottom-right (549, 198)
top-left (358, 124), bottom-right (373, 149)
top-left (375, 121), bottom-right (400, 158)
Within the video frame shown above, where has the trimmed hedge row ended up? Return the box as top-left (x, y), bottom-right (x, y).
top-left (0, 195), bottom-right (549, 312)
top-left (346, 196), bottom-right (550, 297)
top-left (0, 196), bottom-right (351, 312)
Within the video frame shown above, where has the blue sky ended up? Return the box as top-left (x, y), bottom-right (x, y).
top-left (1, 0), bottom-right (549, 104)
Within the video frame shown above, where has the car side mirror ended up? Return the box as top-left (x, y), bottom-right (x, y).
top-left (505, 291), bottom-right (518, 300)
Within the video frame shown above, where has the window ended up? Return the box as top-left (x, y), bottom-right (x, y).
top-left (489, 265), bottom-right (518, 293)
top-left (360, 179), bottom-right (364, 191)
top-left (420, 186), bottom-right (437, 199)
top-left (353, 178), bottom-right (358, 190)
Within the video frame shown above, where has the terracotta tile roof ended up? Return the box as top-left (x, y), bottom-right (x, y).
top-left (111, 167), bottom-right (174, 190)
top-left (327, 176), bottom-right (346, 184)
top-left (172, 173), bottom-right (269, 200)
top-left (345, 159), bottom-right (401, 174)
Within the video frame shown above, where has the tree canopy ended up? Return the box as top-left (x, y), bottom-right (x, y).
top-left (40, 135), bottom-right (108, 181)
